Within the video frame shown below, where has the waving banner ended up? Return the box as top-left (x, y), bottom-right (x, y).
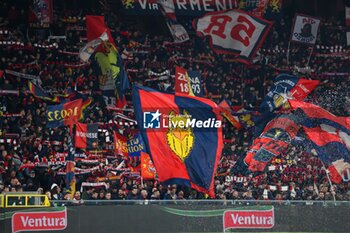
top-left (291, 14), bottom-right (321, 45)
top-left (132, 85), bottom-right (223, 197)
top-left (244, 114), bottom-right (300, 172)
top-left (289, 100), bottom-right (350, 183)
top-left (158, 0), bottom-right (189, 43)
top-left (260, 74), bottom-right (319, 114)
top-left (175, 66), bottom-right (202, 96)
top-left (193, 9), bottom-right (272, 63)
top-left (114, 132), bottom-right (129, 157)
top-left (46, 99), bottom-right (83, 128)
top-left (87, 15), bottom-right (130, 108)
top-left (75, 123), bottom-right (99, 150)
top-left (141, 152), bottom-right (157, 179)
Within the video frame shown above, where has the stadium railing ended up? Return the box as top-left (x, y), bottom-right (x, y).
top-left (50, 199), bottom-right (350, 206)
top-left (3, 193), bottom-right (50, 208)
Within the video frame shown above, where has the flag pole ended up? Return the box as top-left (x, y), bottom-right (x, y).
top-left (286, 41), bottom-right (291, 67)
top-left (306, 45), bottom-right (314, 68)
top-left (320, 160), bottom-right (336, 201)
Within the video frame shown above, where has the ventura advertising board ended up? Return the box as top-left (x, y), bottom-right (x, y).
top-left (223, 207), bottom-right (274, 232)
top-left (11, 208), bottom-right (67, 233)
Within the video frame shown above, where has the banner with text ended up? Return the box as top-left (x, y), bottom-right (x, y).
top-left (290, 14), bottom-right (321, 45)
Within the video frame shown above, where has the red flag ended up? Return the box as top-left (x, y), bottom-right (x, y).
top-left (141, 152), bottom-right (156, 180)
top-left (175, 66), bottom-right (192, 95)
top-left (63, 99), bottom-right (83, 127)
top-left (289, 78), bottom-right (320, 101)
top-left (114, 132), bottom-right (128, 157)
top-left (86, 15), bottom-right (114, 45)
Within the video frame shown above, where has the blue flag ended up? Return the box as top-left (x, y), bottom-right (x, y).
top-left (127, 134), bottom-right (146, 157)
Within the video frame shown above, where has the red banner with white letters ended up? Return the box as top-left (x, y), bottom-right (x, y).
top-left (193, 10), bottom-right (272, 63)
top-left (12, 208), bottom-right (67, 233)
top-left (175, 66), bottom-right (191, 95)
top-left (223, 207), bottom-right (274, 230)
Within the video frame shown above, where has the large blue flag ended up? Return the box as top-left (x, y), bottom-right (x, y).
top-left (132, 85), bottom-right (223, 197)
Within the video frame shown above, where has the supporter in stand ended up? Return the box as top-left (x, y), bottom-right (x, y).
top-left (0, 0), bottom-right (348, 203)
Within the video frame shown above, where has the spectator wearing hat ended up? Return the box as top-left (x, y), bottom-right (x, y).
top-left (50, 183), bottom-right (62, 200)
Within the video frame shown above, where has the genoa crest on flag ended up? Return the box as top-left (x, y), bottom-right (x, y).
top-left (193, 9), bottom-right (272, 63)
top-left (132, 85), bottom-right (223, 197)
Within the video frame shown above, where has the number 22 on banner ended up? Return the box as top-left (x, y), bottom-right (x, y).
top-left (47, 107), bottom-right (79, 121)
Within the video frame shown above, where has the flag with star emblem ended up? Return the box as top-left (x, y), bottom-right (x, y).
top-left (255, 74), bottom-right (319, 137)
top-left (260, 74), bottom-right (319, 114)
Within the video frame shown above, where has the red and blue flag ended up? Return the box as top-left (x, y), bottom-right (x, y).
top-left (75, 123), bottom-right (99, 150)
top-left (255, 74), bottom-right (319, 137)
top-left (46, 99), bottom-right (83, 128)
top-left (28, 81), bottom-right (59, 103)
top-left (132, 85), bottom-right (223, 197)
top-left (290, 100), bottom-right (350, 183)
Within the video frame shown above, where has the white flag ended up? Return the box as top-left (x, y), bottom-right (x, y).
top-left (290, 14), bottom-right (321, 45)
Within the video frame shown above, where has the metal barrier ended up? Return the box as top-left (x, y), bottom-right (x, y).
top-left (4, 194), bottom-right (50, 208)
top-left (50, 199), bottom-right (350, 206)
top-left (0, 194), bottom-right (3, 208)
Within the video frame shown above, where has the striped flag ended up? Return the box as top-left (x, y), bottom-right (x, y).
top-left (75, 123), bottom-right (99, 150)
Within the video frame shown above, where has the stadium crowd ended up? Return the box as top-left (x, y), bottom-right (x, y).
top-left (0, 0), bottom-right (349, 204)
